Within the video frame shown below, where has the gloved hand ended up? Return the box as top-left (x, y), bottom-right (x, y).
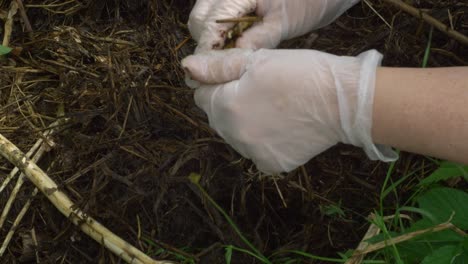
top-left (188, 0), bottom-right (360, 52)
top-left (182, 48), bottom-right (397, 174)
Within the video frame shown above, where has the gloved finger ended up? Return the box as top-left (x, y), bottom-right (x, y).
top-left (194, 82), bottom-right (252, 159)
top-left (182, 48), bottom-right (253, 84)
top-left (194, 29), bottom-right (227, 53)
top-left (195, 0), bottom-right (257, 52)
top-left (184, 72), bottom-right (201, 89)
top-left (235, 20), bottom-right (282, 49)
top-left (193, 80), bottom-right (238, 115)
top-left (193, 84), bottom-right (217, 114)
top-left (251, 147), bottom-right (282, 174)
top-left (188, 0), bottom-right (218, 42)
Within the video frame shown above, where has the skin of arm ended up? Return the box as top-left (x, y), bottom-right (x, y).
top-left (373, 67), bottom-right (468, 164)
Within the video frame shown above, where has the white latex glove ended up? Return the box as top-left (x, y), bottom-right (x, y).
top-left (188, 0), bottom-right (360, 52)
top-left (182, 49), bottom-right (397, 174)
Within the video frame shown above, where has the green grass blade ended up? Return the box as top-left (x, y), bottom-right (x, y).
top-left (229, 245), bottom-right (272, 263)
top-left (398, 206), bottom-right (438, 223)
top-left (270, 249), bottom-right (346, 263)
top-left (379, 150), bottom-right (400, 214)
top-left (189, 173), bottom-right (271, 264)
top-left (422, 26), bottom-right (434, 68)
top-left (381, 165), bottom-right (426, 200)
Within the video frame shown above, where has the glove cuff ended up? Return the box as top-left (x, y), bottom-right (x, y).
top-left (336, 50), bottom-right (398, 162)
top-left (356, 50), bottom-right (398, 162)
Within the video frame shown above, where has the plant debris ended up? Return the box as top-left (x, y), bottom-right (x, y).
top-left (217, 16), bottom-right (261, 49)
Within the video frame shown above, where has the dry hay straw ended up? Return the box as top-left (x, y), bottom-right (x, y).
top-left (0, 0), bottom-right (193, 262)
top-left (0, 131), bottom-right (172, 263)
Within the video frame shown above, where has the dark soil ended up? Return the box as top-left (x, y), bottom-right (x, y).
top-left (0, 0), bottom-right (467, 263)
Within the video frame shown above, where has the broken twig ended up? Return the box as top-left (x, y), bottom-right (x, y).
top-left (382, 0), bottom-right (468, 46)
top-left (3, 1), bottom-right (19, 46)
top-left (15, 0), bottom-right (33, 34)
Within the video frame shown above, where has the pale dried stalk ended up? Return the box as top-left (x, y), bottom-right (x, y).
top-left (348, 213), bottom-right (465, 262)
top-left (0, 188), bottom-right (38, 256)
top-left (0, 145), bottom-right (44, 229)
top-left (345, 218), bottom-right (381, 264)
top-left (0, 133), bottom-right (172, 264)
top-left (3, 0), bottom-right (18, 46)
top-left (25, 0), bottom-right (82, 15)
top-left (346, 213), bottom-right (413, 264)
top-left (0, 120), bottom-right (61, 230)
top-left (216, 15), bottom-right (261, 49)
top-left (215, 16), bottom-right (261, 23)
top-left (356, 221), bottom-right (462, 255)
top-left (0, 134), bottom-right (43, 194)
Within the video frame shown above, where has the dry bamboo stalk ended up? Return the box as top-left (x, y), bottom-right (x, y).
top-left (0, 125), bottom-right (59, 228)
top-left (382, 0), bottom-right (468, 46)
top-left (0, 119), bottom-right (63, 230)
top-left (0, 134), bottom-right (43, 194)
top-left (0, 188), bottom-right (38, 256)
top-left (2, 0), bottom-right (18, 46)
top-left (0, 133), bottom-right (172, 264)
top-left (0, 146), bottom-right (42, 229)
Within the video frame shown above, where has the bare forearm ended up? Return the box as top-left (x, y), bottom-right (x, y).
top-left (372, 67), bottom-right (468, 164)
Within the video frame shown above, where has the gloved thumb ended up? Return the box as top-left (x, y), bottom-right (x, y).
top-left (181, 49), bottom-right (253, 85)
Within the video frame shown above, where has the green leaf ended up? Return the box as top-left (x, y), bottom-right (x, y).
top-left (154, 248), bottom-right (165, 255)
top-left (395, 187), bottom-right (468, 261)
top-left (463, 237), bottom-right (468, 251)
top-left (421, 245), bottom-right (465, 264)
top-left (393, 215), bottom-right (466, 262)
top-left (397, 229), bottom-right (463, 262)
top-left (0, 45), bottom-right (12, 56)
top-left (417, 187), bottom-right (468, 229)
top-left (363, 188), bottom-right (468, 263)
top-left (322, 203), bottom-right (345, 218)
top-left (418, 162), bottom-right (468, 186)
top-left (455, 252), bottom-right (468, 264)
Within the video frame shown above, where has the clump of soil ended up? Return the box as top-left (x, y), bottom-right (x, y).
top-left (0, 0), bottom-right (466, 263)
